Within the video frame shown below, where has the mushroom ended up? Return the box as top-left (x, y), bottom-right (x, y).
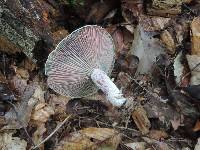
top-left (45, 25), bottom-right (126, 107)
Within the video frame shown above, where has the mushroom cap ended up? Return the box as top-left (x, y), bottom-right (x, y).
top-left (45, 25), bottom-right (116, 98)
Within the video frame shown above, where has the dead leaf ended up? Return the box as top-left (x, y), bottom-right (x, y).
top-left (31, 103), bottom-right (54, 123)
top-left (132, 105), bottom-right (151, 134)
top-left (170, 115), bottom-right (184, 131)
top-left (52, 29), bottom-right (69, 46)
top-left (131, 26), bottom-right (165, 74)
top-left (191, 17), bottom-right (200, 56)
top-left (9, 76), bottom-right (27, 96)
top-left (195, 138), bottom-right (200, 150)
top-left (86, 1), bottom-right (117, 23)
top-left (3, 84), bottom-right (37, 129)
top-left (55, 128), bottom-right (121, 150)
top-left (125, 142), bottom-right (146, 150)
top-left (146, 0), bottom-right (191, 17)
top-left (0, 132), bottom-right (27, 150)
top-left (48, 94), bottom-right (70, 121)
top-left (32, 123), bottom-right (46, 149)
top-left (139, 15), bottom-right (170, 32)
top-left (174, 52), bottom-right (184, 85)
top-left (149, 130), bottom-right (168, 140)
top-left (19, 58), bottom-right (37, 71)
top-left (193, 120), bottom-right (200, 132)
top-left (186, 55), bottom-right (200, 85)
top-left (160, 30), bottom-right (176, 54)
top-left (15, 67), bottom-right (29, 80)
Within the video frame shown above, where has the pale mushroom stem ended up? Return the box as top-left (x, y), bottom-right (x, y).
top-left (91, 69), bottom-right (126, 107)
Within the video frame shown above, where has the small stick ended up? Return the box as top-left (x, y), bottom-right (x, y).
top-left (32, 115), bottom-right (72, 149)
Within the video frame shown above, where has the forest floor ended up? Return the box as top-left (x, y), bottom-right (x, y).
top-left (0, 0), bottom-right (200, 150)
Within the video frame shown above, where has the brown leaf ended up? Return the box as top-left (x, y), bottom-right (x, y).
top-left (3, 84), bottom-right (37, 129)
top-left (32, 123), bottom-right (46, 150)
top-left (160, 30), bottom-right (176, 54)
top-left (186, 55), bottom-right (200, 85)
top-left (193, 120), bottom-right (200, 132)
top-left (191, 17), bottom-right (200, 56)
top-left (132, 105), bottom-right (151, 134)
top-left (48, 94), bottom-right (70, 121)
top-left (125, 142), bottom-right (146, 150)
top-left (55, 128), bottom-right (121, 150)
top-left (0, 132), bottom-right (27, 150)
top-left (31, 103), bottom-right (54, 123)
top-left (16, 67), bottom-right (29, 80)
top-left (149, 130), bottom-right (168, 140)
top-left (195, 138), bottom-right (200, 150)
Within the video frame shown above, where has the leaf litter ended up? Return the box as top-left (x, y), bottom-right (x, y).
top-left (0, 0), bottom-right (200, 150)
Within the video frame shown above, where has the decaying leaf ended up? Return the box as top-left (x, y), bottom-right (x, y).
top-left (195, 138), bottom-right (200, 150)
top-left (186, 55), bottom-right (200, 85)
top-left (193, 120), bottom-right (200, 132)
top-left (48, 94), bottom-right (70, 121)
top-left (191, 17), bottom-right (200, 56)
top-left (139, 15), bottom-right (170, 32)
top-left (170, 114), bottom-right (184, 130)
top-left (3, 84), bottom-right (37, 129)
top-left (131, 26), bottom-right (165, 74)
top-left (55, 127), bottom-right (121, 150)
top-left (132, 105), bottom-right (151, 134)
top-left (125, 142), bottom-right (146, 150)
top-left (149, 130), bottom-right (168, 140)
top-left (0, 132), bottom-right (27, 150)
top-left (142, 137), bottom-right (174, 150)
top-left (146, 0), bottom-right (192, 16)
top-left (32, 123), bottom-right (46, 149)
top-left (15, 67), bottom-right (29, 80)
top-left (9, 76), bottom-right (27, 96)
top-left (174, 52), bottom-right (184, 85)
top-left (160, 30), bottom-right (176, 54)
top-left (31, 103), bottom-right (54, 123)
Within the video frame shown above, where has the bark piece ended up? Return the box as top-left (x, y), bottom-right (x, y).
top-left (0, 0), bottom-right (62, 60)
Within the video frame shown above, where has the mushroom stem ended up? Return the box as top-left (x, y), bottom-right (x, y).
top-left (91, 69), bottom-right (126, 107)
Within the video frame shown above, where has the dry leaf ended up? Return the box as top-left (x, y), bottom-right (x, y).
top-left (132, 105), bottom-right (151, 134)
top-left (0, 132), bottom-right (27, 150)
top-left (131, 26), bottom-right (165, 74)
top-left (3, 84), bottom-right (37, 129)
top-left (9, 76), bottom-right (27, 96)
top-left (52, 29), bottom-right (69, 46)
top-left (149, 130), bottom-right (168, 140)
top-left (32, 123), bottom-right (46, 149)
top-left (125, 142), bottom-right (146, 150)
top-left (146, 0), bottom-right (191, 16)
top-left (191, 17), bottom-right (200, 56)
top-left (160, 30), bottom-right (176, 54)
top-left (55, 128), bottom-right (121, 150)
top-left (186, 55), bottom-right (200, 85)
top-left (174, 52), bottom-right (184, 85)
top-left (19, 58), bottom-right (37, 71)
top-left (193, 120), bottom-right (200, 132)
top-left (170, 115), bottom-right (184, 131)
top-left (16, 67), bottom-right (29, 79)
top-left (139, 15), bottom-right (170, 32)
top-left (195, 138), bottom-right (200, 150)
top-left (31, 103), bottom-right (54, 123)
